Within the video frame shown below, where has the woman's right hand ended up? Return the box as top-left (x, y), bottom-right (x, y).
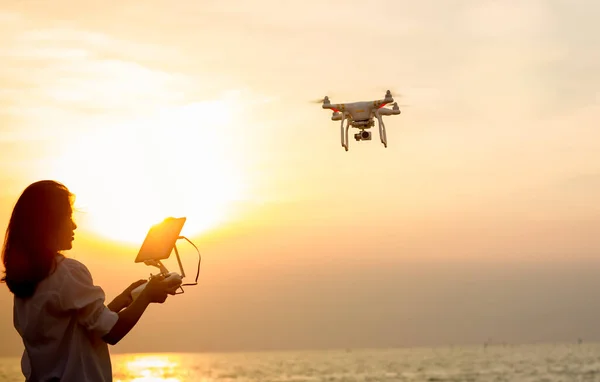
top-left (142, 275), bottom-right (179, 303)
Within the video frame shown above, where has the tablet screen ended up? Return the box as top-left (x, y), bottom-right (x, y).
top-left (135, 217), bottom-right (187, 263)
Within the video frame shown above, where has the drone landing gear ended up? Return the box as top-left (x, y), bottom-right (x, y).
top-left (340, 113), bottom-right (350, 151)
top-left (375, 111), bottom-right (388, 148)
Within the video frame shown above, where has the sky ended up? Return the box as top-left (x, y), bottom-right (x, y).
top-left (1, 0), bottom-right (600, 356)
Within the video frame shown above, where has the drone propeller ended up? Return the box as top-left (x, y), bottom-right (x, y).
top-left (384, 102), bottom-right (409, 110)
top-left (374, 88), bottom-right (405, 98)
top-left (310, 95), bottom-right (331, 104)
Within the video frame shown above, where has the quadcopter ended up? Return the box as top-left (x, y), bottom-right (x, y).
top-left (317, 90), bottom-right (401, 151)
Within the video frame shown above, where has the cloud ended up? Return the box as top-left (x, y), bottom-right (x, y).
top-left (1, 29), bottom-right (187, 106)
top-left (0, 16), bottom-right (225, 143)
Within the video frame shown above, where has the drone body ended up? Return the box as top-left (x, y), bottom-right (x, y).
top-left (320, 90), bottom-right (401, 151)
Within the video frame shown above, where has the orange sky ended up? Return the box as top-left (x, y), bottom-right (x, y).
top-left (1, 0), bottom-right (600, 356)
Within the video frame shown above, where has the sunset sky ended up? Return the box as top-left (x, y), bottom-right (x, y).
top-left (1, 0), bottom-right (600, 356)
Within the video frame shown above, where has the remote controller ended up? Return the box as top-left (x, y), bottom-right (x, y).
top-left (130, 272), bottom-right (183, 300)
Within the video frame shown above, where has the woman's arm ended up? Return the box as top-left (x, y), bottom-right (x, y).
top-left (102, 292), bottom-right (152, 345)
top-left (107, 295), bottom-right (131, 313)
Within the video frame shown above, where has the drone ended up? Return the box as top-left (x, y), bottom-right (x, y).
top-left (317, 90), bottom-right (401, 151)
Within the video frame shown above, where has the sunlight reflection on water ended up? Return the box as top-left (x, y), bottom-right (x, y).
top-left (113, 354), bottom-right (191, 382)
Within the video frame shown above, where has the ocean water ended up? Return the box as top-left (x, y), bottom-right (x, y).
top-left (0, 343), bottom-right (599, 381)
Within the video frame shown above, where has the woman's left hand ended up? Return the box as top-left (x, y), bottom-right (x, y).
top-left (108, 279), bottom-right (147, 312)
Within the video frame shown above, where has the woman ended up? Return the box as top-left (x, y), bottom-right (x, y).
top-left (1, 180), bottom-right (181, 381)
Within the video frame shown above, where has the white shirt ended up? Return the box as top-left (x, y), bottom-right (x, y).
top-left (13, 255), bottom-right (119, 381)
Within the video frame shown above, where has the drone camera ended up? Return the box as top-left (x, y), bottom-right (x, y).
top-left (354, 130), bottom-right (372, 141)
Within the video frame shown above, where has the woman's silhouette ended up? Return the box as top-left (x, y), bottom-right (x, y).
top-left (1, 180), bottom-right (181, 381)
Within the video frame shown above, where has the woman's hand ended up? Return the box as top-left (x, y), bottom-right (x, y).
top-left (108, 279), bottom-right (147, 312)
top-left (141, 275), bottom-right (182, 303)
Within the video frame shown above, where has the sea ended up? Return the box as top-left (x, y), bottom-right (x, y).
top-left (0, 342), bottom-right (599, 381)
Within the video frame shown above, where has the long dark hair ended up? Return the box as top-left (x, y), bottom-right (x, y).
top-left (1, 180), bottom-right (74, 298)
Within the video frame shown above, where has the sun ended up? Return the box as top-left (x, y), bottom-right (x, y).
top-left (47, 100), bottom-right (248, 244)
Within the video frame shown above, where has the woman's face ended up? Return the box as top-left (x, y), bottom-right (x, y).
top-left (54, 209), bottom-right (77, 251)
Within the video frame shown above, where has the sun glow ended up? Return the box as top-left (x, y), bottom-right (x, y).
top-left (119, 354), bottom-right (183, 382)
top-left (48, 100), bottom-right (248, 244)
